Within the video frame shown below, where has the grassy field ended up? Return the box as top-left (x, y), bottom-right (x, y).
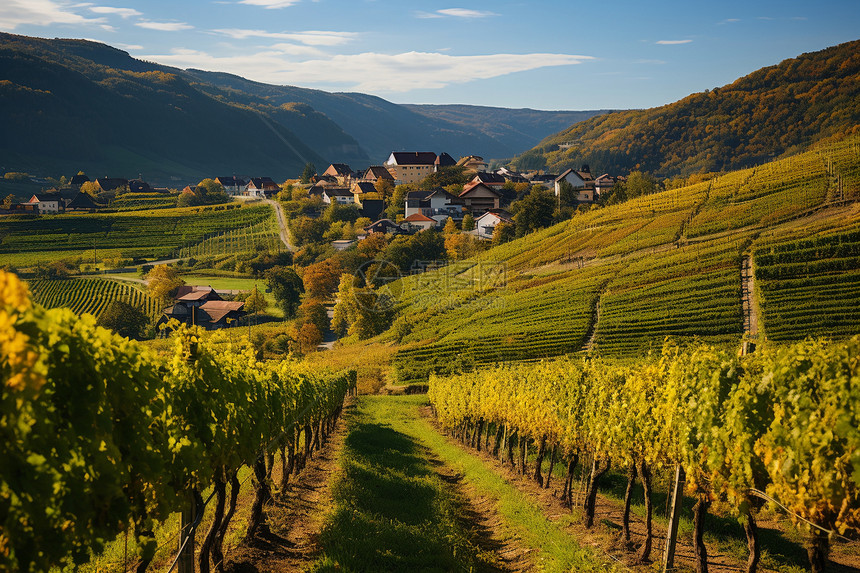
top-left (311, 395), bottom-right (617, 572)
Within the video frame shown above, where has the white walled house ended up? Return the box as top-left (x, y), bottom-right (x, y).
top-left (400, 212), bottom-right (437, 232)
top-left (26, 194), bottom-right (62, 214)
top-left (554, 167), bottom-right (596, 202)
top-left (322, 188), bottom-right (355, 204)
top-left (473, 209), bottom-right (513, 239)
top-left (216, 176), bottom-right (247, 196)
top-left (404, 188), bottom-right (463, 220)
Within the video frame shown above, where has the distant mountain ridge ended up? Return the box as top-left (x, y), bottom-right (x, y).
top-left (403, 104), bottom-right (610, 158)
top-left (0, 33), bottom-right (603, 184)
top-left (512, 39), bottom-right (860, 178)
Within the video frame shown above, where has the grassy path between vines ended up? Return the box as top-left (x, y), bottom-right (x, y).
top-left (310, 395), bottom-right (616, 572)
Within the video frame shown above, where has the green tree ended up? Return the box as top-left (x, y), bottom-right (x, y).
top-left (419, 166), bottom-right (469, 190)
top-left (297, 298), bottom-right (329, 333)
top-left (461, 213), bottom-right (475, 231)
top-left (625, 171), bottom-right (658, 199)
top-left (492, 221), bottom-right (516, 246)
top-left (301, 162), bottom-right (316, 184)
top-left (385, 184), bottom-right (413, 219)
top-left (196, 178), bottom-right (229, 204)
top-left (267, 266), bottom-right (304, 318)
top-left (511, 187), bottom-right (556, 236)
top-left (241, 286), bottom-right (268, 314)
top-left (145, 265), bottom-right (184, 303)
top-left (96, 300), bottom-right (149, 340)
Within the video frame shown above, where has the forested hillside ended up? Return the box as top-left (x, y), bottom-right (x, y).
top-left (403, 104), bottom-right (610, 158)
top-left (0, 34), bottom-right (330, 183)
top-left (0, 33), bottom-right (603, 181)
top-left (513, 39), bottom-right (860, 177)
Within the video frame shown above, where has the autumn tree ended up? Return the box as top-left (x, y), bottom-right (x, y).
top-left (445, 231), bottom-right (484, 260)
top-left (2, 194), bottom-right (15, 209)
top-left (492, 222), bottom-right (516, 246)
top-left (297, 322), bottom-right (323, 353)
top-left (297, 298), bottom-right (329, 333)
top-left (303, 259), bottom-right (343, 299)
top-left (374, 178), bottom-right (395, 202)
top-left (146, 265), bottom-right (184, 303)
top-left (443, 217), bottom-right (458, 236)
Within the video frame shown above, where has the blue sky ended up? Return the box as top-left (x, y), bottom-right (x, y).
top-left (1, 0), bottom-right (858, 110)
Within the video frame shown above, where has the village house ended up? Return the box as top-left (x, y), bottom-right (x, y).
top-left (95, 177), bottom-right (129, 193)
top-left (361, 165), bottom-right (395, 183)
top-left (594, 174), bottom-right (622, 198)
top-left (25, 193), bottom-right (63, 214)
top-left (69, 173), bottom-right (90, 186)
top-left (246, 177), bottom-right (279, 198)
top-left (457, 155), bottom-right (489, 174)
top-left (322, 188), bottom-right (355, 205)
top-left (495, 167), bottom-right (527, 183)
top-left (473, 208), bottom-right (513, 239)
top-left (128, 179), bottom-right (152, 193)
top-left (404, 188), bottom-right (463, 222)
top-left (216, 176), bottom-right (247, 196)
top-left (459, 182), bottom-right (501, 215)
top-left (322, 163), bottom-right (355, 186)
top-left (156, 286), bottom-right (246, 332)
top-left (384, 151), bottom-right (438, 184)
top-left (65, 192), bottom-right (98, 211)
top-left (351, 182), bottom-right (385, 219)
top-left (468, 171), bottom-right (506, 190)
top-left (400, 212), bottom-right (438, 232)
top-left (435, 152), bottom-right (457, 169)
top-left (364, 218), bottom-right (403, 235)
top-left (554, 166), bottom-right (596, 202)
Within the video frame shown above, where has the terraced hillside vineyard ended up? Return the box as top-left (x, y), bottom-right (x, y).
top-left (0, 203), bottom-right (275, 265)
top-left (347, 135), bottom-right (860, 382)
top-left (27, 276), bottom-right (160, 319)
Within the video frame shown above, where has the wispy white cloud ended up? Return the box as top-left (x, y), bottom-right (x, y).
top-left (717, 18), bottom-right (740, 24)
top-left (139, 48), bottom-right (593, 92)
top-left (136, 20), bottom-right (193, 31)
top-left (89, 6), bottom-right (141, 18)
top-left (0, 0), bottom-right (105, 30)
top-left (757, 16), bottom-right (775, 20)
top-left (416, 8), bottom-right (497, 19)
top-left (114, 42), bottom-right (143, 50)
top-left (656, 39), bottom-right (692, 45)
top-left (238, 0), bottom-right (300, 8)
top-left (437, 8), bottom-right (497, 18)
top-left (212, 29), bottom-right (356, 46)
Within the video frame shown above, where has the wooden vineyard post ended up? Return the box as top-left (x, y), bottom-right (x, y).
top-left (662, 464), bottom-right (686, 573)
top-left (178, 491), bottom-right (199, 573)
